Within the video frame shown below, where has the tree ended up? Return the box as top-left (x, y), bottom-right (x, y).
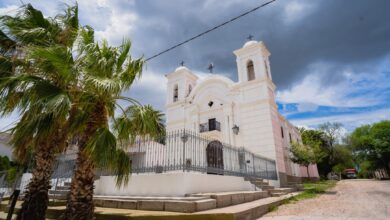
top-left (0, 4), bottom-right (80, 219)
top-left (349, 120), bottom-right (390, 176)
top-left (331, 145), bottom-right (354, 179)
top-left (1, 4), bottom-right (165, 219)
top-left (299, 123), bottom-right (346, 177)
top-left (299, 128), bottom-right (331, 176)
top-left (289, 142), bottom-right (323, 178)
top-left (59, 32), bottom-right (164, 219)
top-left (318, 122), bottom-right (343, 155)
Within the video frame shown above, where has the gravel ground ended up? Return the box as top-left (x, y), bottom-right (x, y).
top-left (259, 179), bottom-right (390, 220)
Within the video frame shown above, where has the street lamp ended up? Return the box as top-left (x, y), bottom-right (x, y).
top-left (232, 125), bottom-right (239, 135)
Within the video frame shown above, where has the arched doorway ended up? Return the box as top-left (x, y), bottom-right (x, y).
top-left (206, 140), bottom-right (224, 175)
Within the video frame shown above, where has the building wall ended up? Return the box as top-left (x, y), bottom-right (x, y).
top-left (94, 172), bottom-right (254, 196)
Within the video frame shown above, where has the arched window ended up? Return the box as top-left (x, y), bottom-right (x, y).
top-left (264, 60), bottom-right (270, 78)
top-left (247, 60), bottom-right (255, 81)
top-left (173, 84), bottom-right (178, 102)
top-left (281, 126), bottom-right (284, 138)
top-left (187, 84), bottom-right (192, 97)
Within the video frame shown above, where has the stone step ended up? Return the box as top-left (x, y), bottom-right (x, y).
top-left (287, 183), bottom-right (304, 191)
top-left (261, 185), bottom-right (275, 190)
top-left (54, 186), bottom-right (70, 191)
top-left (94, 198), bottom-right (217, 213)
top-left (94, 191), bottom-right (271, 213)
top-left (198, 192), bottom-right (299, 219)
top-left (270, 192), bottom-right (287, 197)
top-left (0, 211), bottom-right (16, 220)
top-left (244, 177), bottom-right (263, 182)
top-left (48, 194), bottom-right (67, 200)
top-left (268, 188), bottom-right (294, 194)
top-left (251, 181), bottom-right (269, 186)
top-left (49, 189), bottom-right (69, 195)
top-left (190, 191), bottom-right (269, 208)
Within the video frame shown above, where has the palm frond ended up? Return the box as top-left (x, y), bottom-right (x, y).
top-left (112, 149), bottom-right (131, 187)
top-left (27, 45), bottom-right (75, 84)
top-left (55, 3), bottom-right (79, 46)
top-left (85, 75), bottom-right (121, 95)
top-left (84, 127), bottom-right (117, 169)
top-left (113, 105), bottom-right (165, 146)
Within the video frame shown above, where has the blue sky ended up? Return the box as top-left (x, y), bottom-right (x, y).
top-left (0, 0), bottom-right (389, 133)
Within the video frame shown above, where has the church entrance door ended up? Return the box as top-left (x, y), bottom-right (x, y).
top-left (206, 140), bottom-right (224, 175)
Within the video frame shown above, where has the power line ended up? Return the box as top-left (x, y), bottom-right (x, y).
top-left (145, 0), bottom-right (277, 62)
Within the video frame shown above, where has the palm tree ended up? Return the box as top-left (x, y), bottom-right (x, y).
top-left (1, 5), bottom-right (164, 219)
top-left (60, 29), bottom-right (164, 219)
top-left (0, 4), bottom-right (79, 219)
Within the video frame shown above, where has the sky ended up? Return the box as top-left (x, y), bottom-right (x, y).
top-left (0, 0), bottom-right (389, 132)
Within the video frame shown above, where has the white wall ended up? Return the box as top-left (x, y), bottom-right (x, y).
top-left (94, 172), bottom-right (255, 197)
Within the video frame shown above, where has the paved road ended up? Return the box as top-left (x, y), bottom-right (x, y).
top-left (259, 179), bottom-right (390, 220)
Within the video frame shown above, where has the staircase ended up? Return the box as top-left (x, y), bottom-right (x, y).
top-left (49, 181), bottom-right (71, 200)
top-left (246, 177), bottom-right (294, 197)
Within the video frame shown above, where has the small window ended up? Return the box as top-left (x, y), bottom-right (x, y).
top-left (264, 60), bottom-right (270, 78)
top-left (187, 84), bottom-right (192, 97)
top-left (173, 84), bottom-right (178, 102)
top-left (281, 126), bottom-right (284, 138)
top-left (289, 133), bottom-right (292, 143)
top-left (247, 60), bottom-right (255, 81)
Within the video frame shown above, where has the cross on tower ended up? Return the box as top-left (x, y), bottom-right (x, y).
top-left (208, 63), bottom-right (214, 73)
top-left (247, 34), bottom-right (254, 41)
top-left (180, 61), bottom-right (185, 66)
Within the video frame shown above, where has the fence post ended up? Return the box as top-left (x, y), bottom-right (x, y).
top-left (7, 189), bottom-right (20, 220)
top-left (252, 154), bottom-right (256, 176)
top-left (181, 130), bottom-right (188, 172)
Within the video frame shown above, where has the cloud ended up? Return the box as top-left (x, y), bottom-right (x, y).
top-left (283, 0), bottom-right (316, 24)
top-left (277, 60), bottom-right (390, 109)
top-left (79, 0), bottom-right (138, 45)
top-left (1, 0), bottom-right (390, 131)
top-left (297, 102), bottom-right (318, 112)
top-left (0, 4), bottom-right (18, 16)
top-left (132, 70), bottom-right (166, 93)
top-left (291, 107), bottom-right (390, 131)
top-left (0, 111), bottom-right (20, 132)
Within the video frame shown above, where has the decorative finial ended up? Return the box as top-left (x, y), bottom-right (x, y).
top-left (180, 61), bottom-right (185, 66)
top-left (247, 34), bottom-right (254, 41)
top-left (208, 63), bottom-right (214, 73)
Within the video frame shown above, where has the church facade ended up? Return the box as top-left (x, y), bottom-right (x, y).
top-left (165, 40), bottom-right (319, 186)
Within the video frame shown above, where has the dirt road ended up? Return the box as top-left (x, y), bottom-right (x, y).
top-left (259, 179), bottom-right (390, 220)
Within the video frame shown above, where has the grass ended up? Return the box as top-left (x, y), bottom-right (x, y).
top-left (286, 180), bottom-right (337, 203)
top-left (268, 205), bottom-right (278, 212)
top-left (268, 181), bottom-right (336, 213)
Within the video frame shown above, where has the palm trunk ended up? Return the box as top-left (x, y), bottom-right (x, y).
top-left (62, 149), bottom-right (95, 220)
top-left (61, 102), bottom-right (107, 220)
top-left (17, 141), bottom-right (56, 220)
top-left (17, 107), bottom-right (78, 220)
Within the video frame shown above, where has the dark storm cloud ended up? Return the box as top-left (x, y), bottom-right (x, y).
top-left (126, 0), bottom-right (390, 89)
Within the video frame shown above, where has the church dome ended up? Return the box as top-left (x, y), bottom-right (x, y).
top-left (243, 40), bottom-right (257, 48)
top-left (175, 66), bottom-right (189, 72)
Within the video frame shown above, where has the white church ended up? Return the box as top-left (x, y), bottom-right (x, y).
top-left (165, 40), bottom-right (319, 186)
top-left (19, 40), bottom-right (319, 199)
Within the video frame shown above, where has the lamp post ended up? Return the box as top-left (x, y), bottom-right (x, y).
top-left (181, 130), bottom-right (189, 171)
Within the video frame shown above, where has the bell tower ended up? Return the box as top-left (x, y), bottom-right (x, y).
top-left (165, 65), bottom-right (198, 106)
top-left (233, 40), bottom-right (272, 83)
top-left (165, 65), bottom-right (198, 131)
